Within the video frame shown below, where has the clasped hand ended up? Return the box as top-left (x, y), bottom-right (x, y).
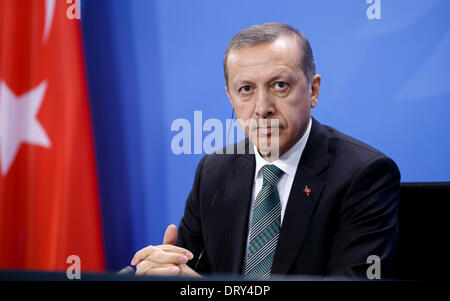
top-left (131, 224), bottom-right (202, 277)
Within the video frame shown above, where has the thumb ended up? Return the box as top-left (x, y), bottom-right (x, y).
top-left (163, 224), bottom-right (178, 245)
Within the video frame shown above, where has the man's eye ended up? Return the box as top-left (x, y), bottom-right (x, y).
top-left (240, 86), bottom-right (253, 94)
top-left (274, 82), bottom-right (288, 91)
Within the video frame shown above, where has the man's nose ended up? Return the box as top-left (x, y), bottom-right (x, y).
top-left (255, 90), bottom-right (275, 118)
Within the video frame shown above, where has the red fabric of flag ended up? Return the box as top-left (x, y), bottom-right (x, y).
top-left (0, 0), bottom-right (105, 271)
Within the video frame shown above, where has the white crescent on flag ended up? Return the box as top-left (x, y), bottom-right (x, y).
top-left (43, 0), bottom-right (55, 43)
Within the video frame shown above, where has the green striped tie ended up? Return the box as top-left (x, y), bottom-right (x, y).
top-left (245, 164), bottom-right (284, 279)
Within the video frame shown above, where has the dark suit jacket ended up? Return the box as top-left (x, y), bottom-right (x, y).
top-left (176, 118), bottom-right (400, 279)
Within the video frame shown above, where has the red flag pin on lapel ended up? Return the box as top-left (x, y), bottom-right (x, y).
top-left (304, 186), bottom-right (311, 196)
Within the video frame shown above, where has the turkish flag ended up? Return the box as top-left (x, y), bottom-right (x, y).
top-left (0, 0), bottom-right (105, 271)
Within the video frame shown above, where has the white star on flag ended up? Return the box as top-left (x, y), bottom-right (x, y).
top-left (0, 81), bottom-right (52, 176)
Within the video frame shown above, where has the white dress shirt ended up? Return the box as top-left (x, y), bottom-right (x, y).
top-left (244, 118), bottom-right (312, 262)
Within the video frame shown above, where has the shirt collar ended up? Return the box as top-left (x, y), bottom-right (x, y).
top-left (253, 117), bottom-right (312, 180)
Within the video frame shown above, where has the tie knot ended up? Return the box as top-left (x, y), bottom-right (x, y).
top-left (262, 164), bottom-right (284, 187)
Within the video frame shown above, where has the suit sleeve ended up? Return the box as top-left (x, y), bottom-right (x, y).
top-left (326, 156), bottom-right (400, 279)
top-left (175, 155), bottom-right (212, 274)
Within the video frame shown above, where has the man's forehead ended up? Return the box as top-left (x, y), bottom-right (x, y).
top-left (230, 36), bottom-right (298, 60)
top-left (227, 36), bottom-right (302, 82)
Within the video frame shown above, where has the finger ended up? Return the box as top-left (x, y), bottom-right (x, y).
top-left (179, 264), bottom-right (202, 278)
top-left (157, 245), bottom-right (194, 260)
top-left (137, 265), bottom-right (181, 277)
top-left (136, 261), bottom-right (175, 272)
top-left (145, 250), bottom-right (189, 265)
top-left (131, 245), bottom-right (160, 266)
top-left (131, 244), bottom-right (193, 266)
top-left (163, 224), bottom-right (178, 245)
top-left (135, 260), bottom-right (151, 275)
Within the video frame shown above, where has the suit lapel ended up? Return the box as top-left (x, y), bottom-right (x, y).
top-left (210, 141), bottom-right (255, 274)
top-left (271, 118), bottom-right (329, 275)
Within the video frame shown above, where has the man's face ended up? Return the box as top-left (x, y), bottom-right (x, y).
top-left (225, 35), bottom-right (320, 159)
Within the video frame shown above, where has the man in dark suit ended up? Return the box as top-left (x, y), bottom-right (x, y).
top-left (131, 22), bottom-right (400, 279)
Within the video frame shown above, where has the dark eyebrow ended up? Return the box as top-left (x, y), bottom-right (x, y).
top-left (233, 71), bottom-right (295, 88)
top-left (267, 72), bottom-right (294, 84)
top-left (235, 80), bottom-right (255, 87)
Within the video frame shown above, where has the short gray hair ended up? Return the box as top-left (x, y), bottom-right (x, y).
top-left (223, 22), bottom-right (316, 87)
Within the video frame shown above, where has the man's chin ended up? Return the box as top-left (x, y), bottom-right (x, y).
top-left (255, 145), bottom-right (281, 162)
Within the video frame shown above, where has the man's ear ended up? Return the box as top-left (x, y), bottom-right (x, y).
top-left (225, 85), bottom-right (233, 106)
top-left (310, 74), bottom-right (321, 108)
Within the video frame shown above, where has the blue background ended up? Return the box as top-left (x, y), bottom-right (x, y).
top-left (80, 0), bottom-right (450, 271)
